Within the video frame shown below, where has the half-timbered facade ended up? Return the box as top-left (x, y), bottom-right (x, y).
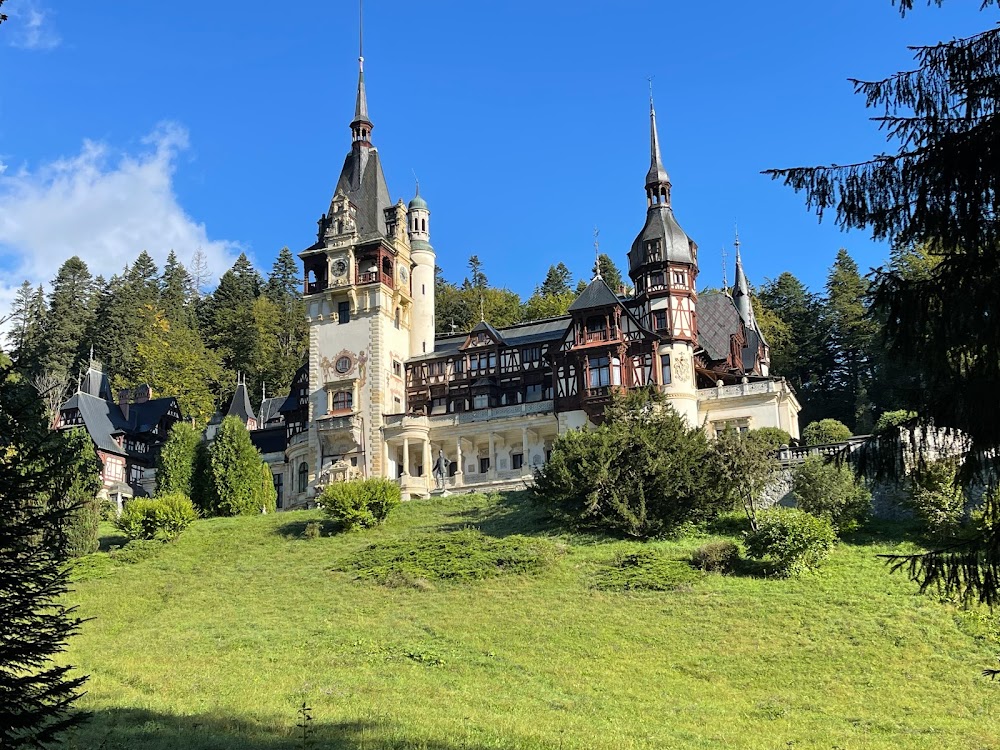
top-left (253, 48), bottom-right (800, 507)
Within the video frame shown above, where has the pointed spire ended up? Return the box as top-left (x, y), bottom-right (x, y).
top-left (350, 0), bottom-right (373, 147)
top-left (593, 227), bottom-right (602, 280)
top-left (732, 227), bottom-right (757, 331)
top-left (645, 79), bottom-right (671, 208)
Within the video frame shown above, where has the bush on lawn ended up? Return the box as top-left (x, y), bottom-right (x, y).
top-left (115, 493), bottom-right (197, 541)
top-left (321, 478), bottom-right (400, 531)
top-left (691, 540), bottom-right (740, 573)
top-left (792, 455), bottom-right (871, 532)
top-left (801, 419), bottom-right (852, 446)
top-left (744, 508), bottom-right (836, 576)
top-left (908, 458), bottom-right (966, 538)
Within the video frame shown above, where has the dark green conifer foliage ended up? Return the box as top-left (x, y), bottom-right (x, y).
top-left (264, 247), bottom-right (300, 304)
top-left (538, 263), bottom-right (572, 297)
top-left (825, 249), bottom-right (877, 431)
top-left (766, 1), bottom-right (1000, 604)
top-left (126, 251), bottom-right (160, 307)
top-left (61, 429), bottom-right (102, 558)
top-left (758, 272), bottom-right (833, 424)
top-left (156, 422), bottom-right (203, 499)
top-left (160, 250), bottom-right (196, 326)
top-left (7, 281), bottom-right (47, 378)
top-left (41, 257), bottom-right (95, 380)
top-left (596, 253), bottom-right (624, 293)
top-left (208, 416), bottom-right (274, 516)
top-left (0, 357), bottom-right (89, 746)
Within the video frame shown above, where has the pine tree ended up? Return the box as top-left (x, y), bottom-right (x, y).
top-left (824, 249), bottom-right (876, 431)
top-left (126, 251), bottom-right (160, 307)
top-left (464, 255), bottom-right (488, 290)
top-left (40, 257), bottom-right (95, 380)
top-left (538, 263), bottom-right (572, 297)
top-left (6, 281), bottom-right (47, 376)
top-left (160, 250), bottom-right (196, 326)
top-left (596, 253), bottom-right (624, 293)
top-left (765, 1), bottom-right (1000, 604)
top-left (0, 357), bottom-right (89, 746)
top-left (264, 247), bottom-right (300, 304)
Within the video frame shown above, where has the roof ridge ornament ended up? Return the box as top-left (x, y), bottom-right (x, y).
top-left (645, 78), bottom-right (671, 207)
top-left (593, 227), bottom-right (602, 280)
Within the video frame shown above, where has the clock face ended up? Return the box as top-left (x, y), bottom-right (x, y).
top-left (399, 266), bottom-right (409, 282)
top-left (332, 258), bottom-right (348, 277)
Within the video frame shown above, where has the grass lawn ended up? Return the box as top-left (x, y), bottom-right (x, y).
top-left (63, 493), bottom-right (999, 749)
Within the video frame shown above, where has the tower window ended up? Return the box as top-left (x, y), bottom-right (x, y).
top-left (661, 354), bottom-right (672, 385)
top-left (653, 310), bottom-right (667, 331)
top-left (588, 355), bottom-right (610, 388)
top-left (421, 218), bottom-right (426, 232)
top-left (331, 390), bottom-right (352, 412)
top-left (298, 462), bottom-right (308, 493)
top-left (338, 301), bottom-right (350, 324)
top-left (394, 309), bottom-right (401, 329)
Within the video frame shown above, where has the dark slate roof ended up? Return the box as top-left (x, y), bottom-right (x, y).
top-left (696, 292), bottom-right (741, 363)
top-left (470, 319), bottom-right (506, 344)
top-left (333, 147), bottom-right (392, 240)
top-left (627, 206), bottom-right (696, 272)
top-left (127, 398), bottom-right (178, 434)
top-left (251, 426), bottom-right (286, 456)
top-left (226, 383), bottom-right (256, 424)
top-left (409, 316), bottom-right (570, 363)
top-left (258, 397), bottom-right (285, 426)
top-left (279, 363), bottom-right (309, 414)
top-left (568, 277), bottom-right (622, 312)
top-left (80, 364), bottom-right (113, 400)
top-left (63, 392), bottom-right (127, 456)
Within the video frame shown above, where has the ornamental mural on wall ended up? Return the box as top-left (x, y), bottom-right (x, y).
top-left (320, 349), bottom-right (358, 383)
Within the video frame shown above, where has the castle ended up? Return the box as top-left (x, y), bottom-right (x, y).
top-left (57, 45), bottom-right (801, 508)
top-left (257, 48), bottom-right (800, 507)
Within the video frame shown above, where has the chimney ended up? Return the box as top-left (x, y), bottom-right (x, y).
top-left (118, 389), bottom-right (131, 421)
top-left (134, 384), bottom-right (152, 404)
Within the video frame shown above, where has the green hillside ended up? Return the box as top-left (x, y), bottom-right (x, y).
top-left (63, 493), bottom-right (999, 750)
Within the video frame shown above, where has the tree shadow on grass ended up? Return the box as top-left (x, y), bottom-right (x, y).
top-left (98, 531), bottom-right (128, 552)
top-left (839, 516), bottom-right (925, 548)
top-left (275, 518), bottom-right (338, 540)
top-left (69, 707), bottom-right (520, 750)
top-left (437, 490), bottom-right (599, 541)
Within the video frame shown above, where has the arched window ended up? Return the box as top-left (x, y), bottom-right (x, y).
top-left (298, 462), bottom-right (308, 493)
top-left (421, 218), bottom-right (426, 232)
top-left (332, 390), bottom-right (352, 412)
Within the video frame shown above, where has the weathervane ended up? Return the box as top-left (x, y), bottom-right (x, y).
top-left (593, 227), bottom-right (602, 279)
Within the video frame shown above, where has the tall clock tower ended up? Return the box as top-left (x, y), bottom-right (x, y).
top-left (294, 50), bottom-right (431, 494)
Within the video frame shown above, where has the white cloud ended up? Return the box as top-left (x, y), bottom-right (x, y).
top-left (6, 0), bottom-right (61, 51)
top-left (0, 122), bottom-right (242, 339)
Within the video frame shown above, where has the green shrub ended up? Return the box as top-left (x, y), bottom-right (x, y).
top-left (61, 428), bottom-right (102, 557)
top-left (321, 478), bottom-right (400, 531)
top-left (64, 496), bottom-right (101, 558)
top-left (748, 427), bottom-right (793, 452)
top-left (303, 521), bottom-right (322, 540)
top-left (532, 389), bottom-right (727, 538)
top-left (874, 410), bottom-right (917, 433)
top-left (208, 416), bottom-right (273, 516)
top-left (337, 529), bottom-right (560, 584)
top-left (792, 455), bottom-right (871, 532)
top-left (744, 508), bottom-right (837, 576)
top-left (908, 459), bottom-right (966, 538)
top-left (801, 419), bottom-right (852, 446)
top-left (691, 540), bottom-right (740, 573)
top-left (594, 548), bottom-right (699, 591)
top-left (115, 494), bottom-right (197, 541)
top-left (156, 422), bottom-right (202, 497)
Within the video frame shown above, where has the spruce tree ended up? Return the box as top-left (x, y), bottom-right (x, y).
top-left (264, 247), bottom-right (301, 304)
top-left (596, 253), bottom-right (624, 293)
top-left (766, 1), bottom-right (1000, 604)
top-left (0, 357), bottom-right (89, 746)
top-left (126, 250), bottom-right (160, 307)
top-left (160, 250), bottom-right (196, 326)
top-left (7, 281), bottom-right (47, 377)
top-left (41, 257), bottom-right (95, 380)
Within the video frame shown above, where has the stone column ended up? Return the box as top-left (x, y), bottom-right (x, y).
top-left (423, 439), bottom-right (432, 488)
top-left (488, 432), bottom-right (496, 479)
top-left (402, 438), bottom-right (410, 477)
top-left (455, 437), bottom-right (464, 487)
top-left (521, 427), bottom-right (529, 474)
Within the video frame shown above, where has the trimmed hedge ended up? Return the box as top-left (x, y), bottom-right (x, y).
top-left (321, 478), bottom-right (401, 531)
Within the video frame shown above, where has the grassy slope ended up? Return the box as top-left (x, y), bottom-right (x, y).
top-left (64, 494), bottom-right (999, 750)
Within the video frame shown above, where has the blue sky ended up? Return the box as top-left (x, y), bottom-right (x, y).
top-left (0, 0), bottom-right (994, 319)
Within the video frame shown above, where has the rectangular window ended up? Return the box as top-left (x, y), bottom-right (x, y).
top-left (651, 272), bottom-right (664, 288)
top-left (525, 383), bottom-right (543, 402)
top-left (273, 474), bottom-right (283, 509)
top-left (673, 270), bottom-right (686, 286)
top-left (338, 301), bottom-right (350, 324)
top-left (522, 346), bottom-right (540, 363)
top-left (588, 355), bottom-right (610, 388)
top-left (430, 397), bottom-right (447, 415)
top-left (392, 360), bottom-right (402, 377)
top-left (653, 310), bottom-right (667, 330)
top-left (512, 453), bottom-right (524, 470)
top-left (479, 457), bottom-right (491, 474)
top-left (661, 353), bottom-right (672, 385)
top-left (473, 394), bottom-right (489, 410)
top-left (453, 358), bottom-right (465, 375)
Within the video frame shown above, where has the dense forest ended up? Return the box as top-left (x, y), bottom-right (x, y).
top-left (3, 244), bottom-right (921, 433)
